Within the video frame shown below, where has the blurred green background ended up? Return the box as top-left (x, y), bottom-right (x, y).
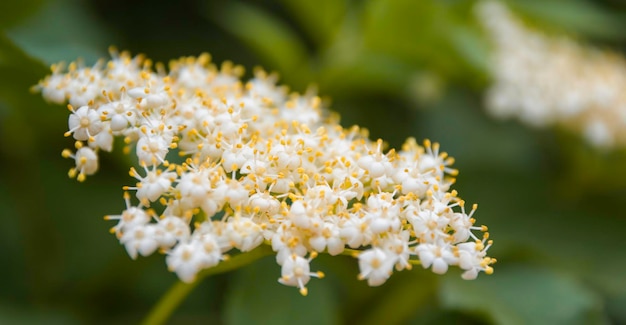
top-left (1, 0), bottom-right (626, 323)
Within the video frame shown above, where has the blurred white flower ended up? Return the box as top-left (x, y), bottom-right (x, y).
top-left (478, 0), bottom-right (626, 148)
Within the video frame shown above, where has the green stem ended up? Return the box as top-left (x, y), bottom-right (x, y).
top-left (141, 245), bottom-right (274, 325)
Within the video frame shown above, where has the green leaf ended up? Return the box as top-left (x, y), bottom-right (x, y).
top-left (362, 1), bottom-right (450, 70)
top-left (0, 0), bottom-right (44, 29)
top-left (606, 292), bottom-right (626, 324)
top-left (207, 1), bottom-right (312, 89)
top-left (414, 89), bottom-right (539, 171)
top-left (361, 0), bottom-right (489, 84)
top-left (318, 52), bottom-right (415, 96)
top-left (440, 265), bottom-right (607, 325)
top-left (279, 0), bottom-right (348, 47)
top-left (508, 0), bottom-right (626, 39)
top-left (224, 256), bottom-right (340, 325)
top-left (0, 32), bottom-right (50, 158)
top-left (359, 271), bottom-right (438, 325)
top-left (6, 0), bottom-right (113, 65)
top-left (0, 305), bottom-right (80, 325)
top-left (446, 24), bottom-right (490, 83)
top-left (0, 32), bottom-right (47, 102)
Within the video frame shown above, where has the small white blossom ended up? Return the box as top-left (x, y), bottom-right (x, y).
top-left (120, 224), bottom-right (160, 259)
top-left (156, 216), bottom-right (191, 247)
top-left (358, 248), bottom-right (396, 286)
top-left (136, 134), bottom-right (171, 166)
top-left (61, 145), bottom-right (99, 182)
top-left (195, 233), bottom-right (224, 268)
top-left (66, 105), bottom-right (103, 142)
top-left (104, 192), bottom-right (151, 236)
top-left (416, 243), bottom-right (457, 275)
top-left (166, 241), bottom-right (206, 283)
top-left (128, 165), bottom-right (177, 203)
top-left (278, 253), bottom-right (324, 296)
top-left (308, 222), bottom-right (344, 256)
top-left (224, 216), bottom-right (264, 252)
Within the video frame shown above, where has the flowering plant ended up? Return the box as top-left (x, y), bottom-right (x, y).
top-left (35, 48), bottom-right (494, 321)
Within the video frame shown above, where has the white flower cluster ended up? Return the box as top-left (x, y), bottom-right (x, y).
top-left (36, 49), bottom-right (494, 295)
top-left (478, 1), bottom-right (626, 148)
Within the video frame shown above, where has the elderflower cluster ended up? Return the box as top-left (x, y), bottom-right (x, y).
top-left (35, 49), bottom-right (495, 295)
top-left (478, 1), bottom-right (626, 148)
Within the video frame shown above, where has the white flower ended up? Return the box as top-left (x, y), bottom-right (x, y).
top-left (224, 217), bottom-right (264, 252)
top-left (416, 243), bottom-right (457, 275)
top-left (218, 178), bottom-right (250, 208)
top-left (406, 209), bottom-right (449, 243)
top-left (98, 99), bottom-right (136, 133)
top-left (39, 71), bottom-right (67, 104)
top-left (248, 191), bottom-right (280, 215)
top-left (456, 238), bottom-right (495, 280)
top-left (90, 130), bottom-right (114, 152)
top-left (308, 222), bottom-right (344, 256)
top-left (128, 165), bottom-right (177, 203)
top-left (66, 105), bottom-right (103, 142)
top-left (175, 166), bottom-right (218, 209)
top-left (279, 95), bottom-right (322, 126)
top-left (127, 85), bottom-right (170, 110)
top-left (364, 193), bottom-right (401, 234)
top-left (104, 193), bottom-right (151, 236)
top-left (61, 145), bottom-right (100, 182)
top-left (357, 140), bottom-right (393, 179)
top-left (380, 231), bottom-right (413, 271)
top-left (339, 215), bottom-right (372, 249)
top-left (156, 216), bottom-right (191, 247)
top-left (120, 224), bottom-right (160, 259)
top-left (478, 0), bottom-right (626, 148)
top-left (357, 248), bottom-right (396, 286)
top-left (195, 233), bottom-right (224, 268)
top-left (136, 134), bottom-right (170, 166)
top-left (166, 241), bottom-right (205, 283)
top-left (66, 67), bottom-right (103, 107)
top-left (278, 253), bottom-right (323, 296)
top-left (75, 147), bottom-right (99, 176)
top-left (38, 50), bottom-right (496, 294)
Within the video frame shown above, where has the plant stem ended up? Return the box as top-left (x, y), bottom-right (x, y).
top-left (141, 245), bottom-right (274, 325)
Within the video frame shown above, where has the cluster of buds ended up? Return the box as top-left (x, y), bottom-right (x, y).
top-left (35, 49), bottom-right (494, 295)
top-left (478, 1), bottom-right (626, 148)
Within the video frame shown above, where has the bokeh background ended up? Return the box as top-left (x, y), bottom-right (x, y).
top-left (2, 0), bottom-right (626, 323)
